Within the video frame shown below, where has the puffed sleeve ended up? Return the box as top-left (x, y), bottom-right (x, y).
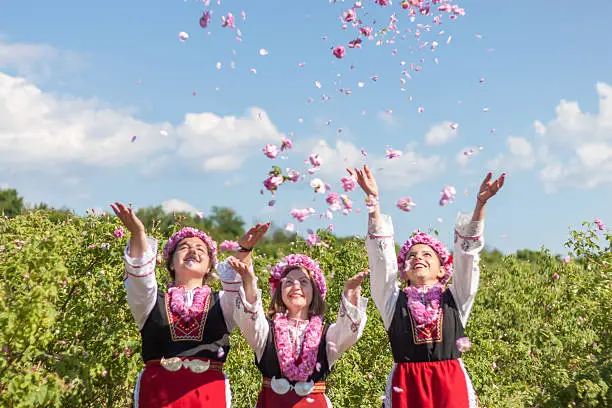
top-left (217, 259), bottom-right (270, 362)
top-left (122, 236), bottom-right (159, 330)
top-left (216, 259), bottom-right (245, 333)
top-left (325, 294), bottom-right (368, 367)
top-left (365, 214), bottom-right (400, 330)
top-left (448, 212), bottom-right (485, 327)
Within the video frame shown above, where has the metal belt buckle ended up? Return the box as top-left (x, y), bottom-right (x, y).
top-left (270, 377), bottom-right (291, 395)
top-left (184, 359), bottom-right (210, 373)
top-left (294, 381), bottom-right (315, 396)
top-left (160, 357), bottom-right (182, 372)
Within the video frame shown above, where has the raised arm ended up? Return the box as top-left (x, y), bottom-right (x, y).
top-left (325, 271), bottom-right (369, 367)
top-left (348, 165), bottom-right (400, 330)
top-left (110, 202), bottom-right (158, 330)
top-left (449, 172), bottom-right (505, 327)
top-left (220, 223), bottom-right (271, 361)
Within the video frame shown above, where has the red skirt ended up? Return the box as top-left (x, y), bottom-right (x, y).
top-left (387, 359), bottom-right (478, 408)
top-left (255, 378), bottom-right (329, 408)
top-left (135, 358), bottom-right (229, 408)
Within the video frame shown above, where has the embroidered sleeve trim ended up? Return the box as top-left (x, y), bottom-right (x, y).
top-left (454, 230), bottom-right (482, 241)
top-left (125, 269), bottom-right (156, 278)
top-left (123, 253), bottom-right (157, 270)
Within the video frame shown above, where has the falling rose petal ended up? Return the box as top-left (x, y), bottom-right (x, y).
top-left (160, 130), bottom-right (168, 136)
top-left (396, 197), bottom-right (416, 212)
top-left (315, 81), bottom-right (322, 88)
top-left (178, 32), bottom-right (189, 42)
top-left (200, 11), bottom-right (212, 28)
top-left (216, 62), bottom-right (222, 70)
top-left (217, 348), bottom-right (225, 358)
top-left (456, 337), bottom-right (472, 352)
top-left (259, 48), bottom-right (269, 56)
top-left (393, 386), bottom-right (403, 393)
top-left (268, 200), bottom-right (276, 207)
top-left (241, 10), bottom-right (247, 20)
top-left (450, 123), bottom-right (459, 130)
top-left (360, 149), bottom-right (368, 157)
top-left (418, 107), bottom-right (424, 113)
top-left (479, 78), bottom-right (485, 83)
top-left (385, 147), bottom-right (402, 159)
top-left (315, 362), bottom-right (322, 372)
top-left (332, 46), bottom-right (346, 59)
top-left (358, 81), bottom-right (365, 88)
top-left (250, 68), bottom-right (257, 74)
top-left (482, 107), bottom-right (489, 112)
top-left (130, 135), bottom-right (137, 143)
top-left (285, 223), bottom-right (295, 232)
top-left (306, 398), bottom-right (315, 403)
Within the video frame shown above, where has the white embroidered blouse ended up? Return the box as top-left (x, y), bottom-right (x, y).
top-left (217, 260), bottom-right (369, 368)
top-left (121, 237), bottom-right (241, 331)
top-left (366, 212), bottom-right (484, 330)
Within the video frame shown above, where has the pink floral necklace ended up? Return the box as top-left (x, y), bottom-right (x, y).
top-left (404, 283), bottom-right (444, 325)
top-left (168, 285), bottom-right (211, 322)
top-left (274, 314), bottom-right (323, 382)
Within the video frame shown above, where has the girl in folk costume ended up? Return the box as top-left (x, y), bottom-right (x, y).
top-left (110, 202), bottom-right (269, 407)
top-left (347, 166), bottom-right (505, 408)
top-left (222, 245), bottom-right (369, 408)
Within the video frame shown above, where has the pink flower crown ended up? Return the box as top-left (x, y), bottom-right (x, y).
top-left (269, 254), bottom-right (327, 300)
top-left (162, 227), bottom-right (218, 267)
top-left (397, 231), bottom-right (453, 284)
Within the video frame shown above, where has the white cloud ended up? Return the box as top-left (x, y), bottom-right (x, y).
top-left (0, 38), bottom-right (84, 80)
top-left (492, 82), bottom-right (612, 192)
top-left (162, 199), bottom-right (201, 216)
top-left (0, 72), bottom-right (286, 173)
top-left (176, 108), bottom-right (284, 171)
top-left (377, 110), bottom-right (396, 126)
top-left (309, 139), bottom-right (445, 191)
top-left (424, 121), bottom-right (457, 146)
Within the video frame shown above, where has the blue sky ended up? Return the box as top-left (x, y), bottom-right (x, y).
top-left (1, 0), bottom-right (611, 256)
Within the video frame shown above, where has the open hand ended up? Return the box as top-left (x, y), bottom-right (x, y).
top-left (477, 172), bottom-right (506, 205)
top-left (238, 222), bottom-right (270, 250)
top-left (228, 256), bottom-right (256, 283)
top-left (110, 202), bottom-right (145, 236)
top-left (343, 270), bottom-right (369, 306)
top-left (346, 165), bottom-right (379, 197)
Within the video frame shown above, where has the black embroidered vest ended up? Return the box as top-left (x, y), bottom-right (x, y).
top-left (140, 290), bottom-right (230, 362)
top-left (388, 289), bottom-right (464, 363)
top-left (256, 319), bottom-right (331, 384)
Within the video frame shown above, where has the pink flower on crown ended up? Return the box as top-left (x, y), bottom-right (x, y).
top-left (162, 227), bottom-right (218, 267)
top-left (594, 217), bottom-right (606, 231)
top-left (270, 254), bottom-right (327, 299)
top-left (397, 231), bottom-right (452, 284)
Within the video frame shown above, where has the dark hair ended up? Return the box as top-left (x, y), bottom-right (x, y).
top-left (267, 266), bottom-right (327, 317)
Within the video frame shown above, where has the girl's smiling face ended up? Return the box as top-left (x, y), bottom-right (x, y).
top-left (404, 244), bottom-right (445, 286)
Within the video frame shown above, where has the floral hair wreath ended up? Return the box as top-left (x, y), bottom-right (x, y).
top-left (269, 254), bottom-right (327, 300)
top-left (397, 231), bottom-right (453, 285)
top-left (162, 227), bottom-right (219, 268)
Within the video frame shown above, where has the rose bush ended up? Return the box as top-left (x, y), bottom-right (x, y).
top-left (1, 212), bottom-right (609, 407)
